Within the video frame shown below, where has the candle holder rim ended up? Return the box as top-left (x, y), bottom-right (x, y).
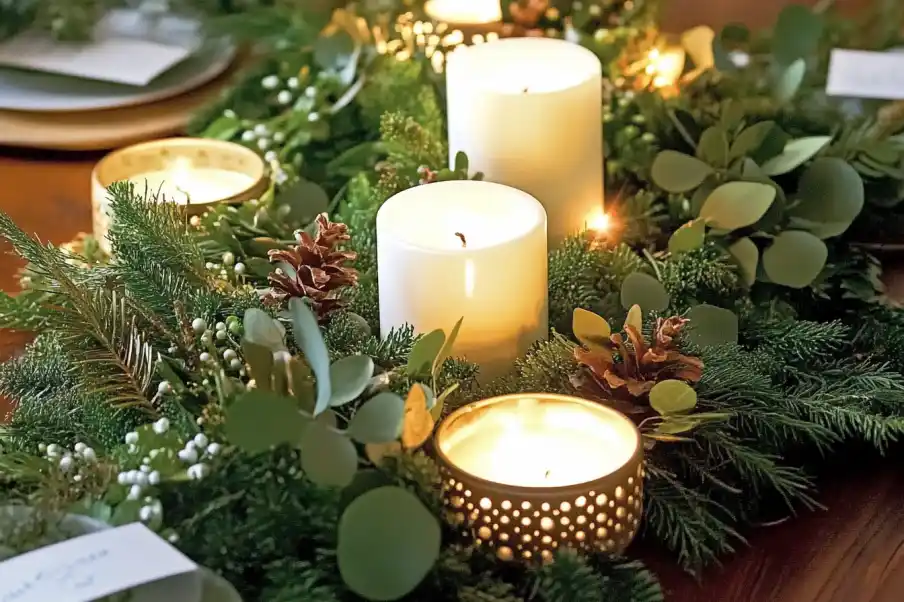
top-left (433, 392), bottom-right (642, 494)
top-left (447, 37), bottom-right (602, 96)
top-left (376, 180), bottom-right (548, 255)
top-left (92, 137), bottom-right (268, 209)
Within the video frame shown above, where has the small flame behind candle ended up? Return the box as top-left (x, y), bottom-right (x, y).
top-left (586, 211), bottom-right (610, 234)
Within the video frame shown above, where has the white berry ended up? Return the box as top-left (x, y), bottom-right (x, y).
top-left (128, 484), bottom-right (143, 500)
top-left (125, 432), bottom-right (139, 445)
top-left (200, 352), bottom-right (212, 363)
top-left (139, 506), bottom-right (154, 522)
top-left (206, 443), bottom-right (222, 456)
top-left (193, 433), bottom-right (209, 448)
top-left (81, 448), bottom-right (96, 462)
top-left (229, 358), bottom-right (242, 370)
top-left (191, 318), bottom-right (207, 333)
top-left (254, 123), bottom-right (269, 136)
top-left (222, 349), bottom-right (237, 361)
top-left (234, 263), bottom-right (246, 275)
top-left (153, 418), bottom-right (170, 434)
top-left (261, 75), bottom-right (279, 89)
top-left (216, 331), bottom-right (228, 341)
top-left (58, 456), bottom-right (73, 472)
top-left (277, 90), bottom-right (293, 105)
top-left (157, 380), bottom-right (172, 395)
top-left (148, 471), bottom-right (161, 485)
top-left (178, 448), bottom-right (199, 464)
top-left (187, 463), bottom-right (209, 480)
top-left (74, 442), bottom-right (86, 453)
top-left (240, 130), bottom-right (255, 142)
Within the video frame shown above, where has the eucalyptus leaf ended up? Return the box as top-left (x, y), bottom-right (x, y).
top-left (243, 309), bottom-right (286, 351)
top-left (454, 151), bottom-right (469, 173)
top-left (668, 219), bottom-right (706, 254)
top-left (696, 126), bottom-right (730, 168)
top-left (277, 180), bottom-right (330, 224)
top-left (407, 330), bottom-right (445, 376)
top-left (655, 417), bottom-right (701, 435)
top-left (649, 380), bottom-right (698, 415)
top-left (241, 341), bottom-right (274, 391)
top-left (338, 486), bottom-right (441, 601)
top-left (624, 304), bottom-right (643, 334)
top-left (432, 317), bottom-right (463, 381)
top-left (620, 272), bottom-right (670, 313)
top-left (432, 383), bottom-right (458, 421)
top-left (686, 304), bottom-right (738, 346)
top-left (244, 257), bottom-right (274, 279)
top-left (772, 58), bottom-right (806, 103)
top-left (699, 182), bottom-right (776, 230)
top-left (300, 421), bottom-right (359, 488)
top-left (729, 121), bottom-right (776, 160)
top-left (572, 308), bottom-right (612, 350)
top-left (762, 230), bottom-right (828, 289)
top-left (650, 150), bottom-right (715, 193)
top-left (773, 4), bottom-right (824, 65)
top-left (329, 355), bottom-right (375, 407)
top-left (761, 136), bottom-right (832, 176)
top-left (727, 237), bottom-right (758, 287)
top-left (224, 390), bottom-right (306, 453)
top-left (314, 30), bottom-right (356, 71)
top-left (289, 298), bottom-right (332, 415)
top-left (401, 384), bottom-right (434, 450)
top-left (791, 158), bottom-right (864, 238)
top-left (348, 392), bottom-right (405, 444)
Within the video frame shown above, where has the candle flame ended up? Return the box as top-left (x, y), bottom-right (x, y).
top-left (586, 210), bottom-right (611, 234)
top-left (646, 47), bottom-right (686, 89)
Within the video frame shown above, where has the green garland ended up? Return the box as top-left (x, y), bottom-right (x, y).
top-left (2, 1), bottom-right (904, 601)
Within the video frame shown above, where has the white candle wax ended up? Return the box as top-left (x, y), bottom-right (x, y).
top-left (439, 396), bottom-right (638, 487)
top-left (128, 158), bottom-right (256, 205)
top-left (377, 180), bottom-right (547, 381)
top-left (446, 38), bottom-right (604, 246)
top-left (425, 0), bottom-right (502, 24)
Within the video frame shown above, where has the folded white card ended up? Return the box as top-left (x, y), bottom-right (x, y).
top-left (0, 522), bottom-right (200, 602)
top-left (827, 49), bottom-right (904, 100)
top-left (0, 33), bottom-right (191, 86)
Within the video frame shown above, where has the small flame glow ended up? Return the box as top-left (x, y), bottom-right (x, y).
top-left (586, 211), bottom-right (611, 234)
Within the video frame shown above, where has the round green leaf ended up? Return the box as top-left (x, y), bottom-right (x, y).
top-left (649, 380), bottom-right (698, 416)
top-left (348, 392), bottom-right (405, 444)
top-left (289, 298), bottom-right (332, 415)
top-left (761, 136), bottom-right (833, 176)
top-left (406, 329), bottom-right (445, 376)
top-left (651, 150), bottom-right (715, 193)
top-left (727, 237), bottom-right (758, 287)
top-left (792, 158), bottom-right (864, 238)
top-left (686, 304), bottom-right (739, 346)
top-left (314, 31), bottom-right (356, 70)
top-left (668, 219), bottom-right (706, 254)
top-left (729, 121), bottom-right (776, 160)
top-left (224, 390), bottom-right (307, 453)
top-left (338, 486), bottom-right (441, 601)
top-left (772, 58), bottom-right (806, 103)
top-left (773, 4), bottom-right (824, 65)
top-left (620, 272), bottom-right (670, 313)
top-left (696, 126), bottom-right (730, 168)
top-left (762, 230), bottom-right (828, 289)
top-left (699, 182), bottom-right (776, 230)
top-left (243, 309), bottom-right (286, 351)
top-left (330, 355), bottom-right (375, 407)
top-left (573, 308), bottom-right (611, 350)
top-left (276, 180), bottom-right (330, 224)
top-left (300, 421), bottom-right (359, 488)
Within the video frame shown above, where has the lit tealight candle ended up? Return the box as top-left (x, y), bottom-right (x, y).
top-left (446, 38), bottom-right (604, 247)
top-left (425, 0), bottom-right (503, 25)
top-left (646, 47), bottom-right (686, 89)
top-left (376, 180), bottom-right (548, 381)
top-left (434, 393), bottom-right (644, 560)
top-left (128, 156), bottom-right (257, 206)
top-left (91, 138), bottom-right (266, 253)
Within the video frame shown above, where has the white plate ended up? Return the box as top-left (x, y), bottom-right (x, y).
top-left (0, 38), bottom-right (236, 113)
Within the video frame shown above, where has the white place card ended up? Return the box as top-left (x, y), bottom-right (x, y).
top-left (0, 522), bottom-right (200, 602)
top-left (827, 49), bottom-right (904, 100)
top-left (0, 33), bottom-right (191, 87)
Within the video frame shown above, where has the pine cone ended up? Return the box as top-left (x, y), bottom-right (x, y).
top-left (571, 315), bottom-right (703, 416)
top-left (267, 213), bottom-right (359, 320)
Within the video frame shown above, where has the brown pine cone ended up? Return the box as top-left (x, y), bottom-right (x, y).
top-left (267, 213), bottom-right (359, 321)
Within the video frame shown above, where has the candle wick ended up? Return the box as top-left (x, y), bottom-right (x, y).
top-left (454, 232), bottom-right (467, 248)
top-left (522, 87), bottom-right (529, 94)
top-left (176, 185), bottom-right (191, 205)
top-left (544, 469), bottom-right (551, 480)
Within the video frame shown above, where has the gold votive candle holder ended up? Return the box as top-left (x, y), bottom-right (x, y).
top-left (434, 393), bottom-right (644, 562)
top-left (91, 138), bottom-right (268, 253)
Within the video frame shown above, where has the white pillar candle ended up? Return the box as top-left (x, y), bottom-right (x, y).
top-left (446, 38), bottom-right (604, 247)
top-left (437, 395), bottom-right (639, 487)
top-left (425, 0), bottom-right (502, 24)
top-left (377, 180), bottom-right (547, 381)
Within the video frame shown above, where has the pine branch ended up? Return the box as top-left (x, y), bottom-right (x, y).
top-left (0, 213), bottom-right (157, 414)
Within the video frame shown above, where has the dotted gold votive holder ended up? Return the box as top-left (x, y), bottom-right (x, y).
top-left (91, 137), bottom-right (268, 253)
top-left (434, 393), bottom-right (644, 563)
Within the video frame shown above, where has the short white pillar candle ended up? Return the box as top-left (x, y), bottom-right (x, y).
top-left (446, 38), bottom-right (604, 247)
top-left (377, 180), bottom-right (548, 381)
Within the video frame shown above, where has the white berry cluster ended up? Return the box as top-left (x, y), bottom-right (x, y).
top-left (188, 318), bottom-right (245, 374)
top-left (39, 441), bottom-right (97, 483)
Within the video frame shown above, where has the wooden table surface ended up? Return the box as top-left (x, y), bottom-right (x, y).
top-left (2, 148), bottom-right (903, 602)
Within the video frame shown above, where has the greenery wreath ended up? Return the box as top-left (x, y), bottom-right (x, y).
top-left (2, 1), bottom-right (904, 601)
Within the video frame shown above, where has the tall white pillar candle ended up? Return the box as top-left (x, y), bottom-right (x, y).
top-left (377, 181), bottom-right (548, 381)
top-left (446, 38), bottom-right (604, 247)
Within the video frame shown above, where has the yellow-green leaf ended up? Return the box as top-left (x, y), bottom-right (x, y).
top-left (699, 181), bottom-right (776, 230)
top-left (762, 230), bottom-right (828, 289)
top-left (573, 308), bottom-right (611, 350)
top-left (668, 219), bottom-right (706, 254)
top-left (407, 330), bottom-right (445, 377)
top-left (727, 237), bottom-right (759, 287)
top-left (401, 384), bottom-right (434, 450)
top-left (649, 380), bottom-right (698, 415)
top-left (624, 304), bottom-right (643, 334)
